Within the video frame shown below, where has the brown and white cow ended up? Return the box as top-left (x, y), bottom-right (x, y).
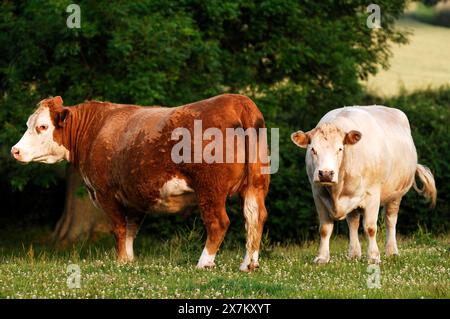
top-left (11, 94), bottom-right (270, 271)
top-left (291, 105), bottom-right (436, 264)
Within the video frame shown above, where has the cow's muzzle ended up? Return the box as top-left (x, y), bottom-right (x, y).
top-left (317, 170), bottom-right (336, 184)
top-left (11, 147), bottom-right (21, 160)
top-left (10, 146), bottom-right (29, 164)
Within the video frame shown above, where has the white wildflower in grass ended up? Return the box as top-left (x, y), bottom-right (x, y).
top-left (0, 236), bottom-right (448, 298)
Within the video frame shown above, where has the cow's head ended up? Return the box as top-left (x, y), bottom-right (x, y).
top-left (11, 96), bottom-right (70, 164)
top-left (291, 123), bottom-right (361, 185)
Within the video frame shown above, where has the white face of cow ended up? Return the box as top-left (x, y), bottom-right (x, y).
top-left (11, 106), bottom-right (69, 164)
top-left (291, 124), bottom-right (361, 185)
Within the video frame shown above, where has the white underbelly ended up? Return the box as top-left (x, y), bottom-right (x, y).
top-left (151, 177), bottom-right (198, 214)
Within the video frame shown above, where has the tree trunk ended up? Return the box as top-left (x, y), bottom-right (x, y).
top-left (52, 165), bottom-right (112, 247)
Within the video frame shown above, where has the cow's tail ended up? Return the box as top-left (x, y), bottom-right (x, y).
top-left (238, 96), bottom-right (269, 271)
top-left (413, 164), bottom-right (437, 208)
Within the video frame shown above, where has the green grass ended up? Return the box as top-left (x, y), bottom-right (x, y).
top-left (0, 227), bottom-right (448, 299)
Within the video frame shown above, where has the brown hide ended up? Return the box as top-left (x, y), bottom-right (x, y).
top-left (45, 94), bottom-right (269, 268)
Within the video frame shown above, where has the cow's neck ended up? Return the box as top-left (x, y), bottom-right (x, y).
top-left (322, 163), bottom-right (348, 220)
top-left (61, 103), bottom-right (109, 167)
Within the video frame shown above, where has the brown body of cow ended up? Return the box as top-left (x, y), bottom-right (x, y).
top-left (13, 94), bottom-right (270, 271)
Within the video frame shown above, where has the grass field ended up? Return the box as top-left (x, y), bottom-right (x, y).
top-left (365, 17), bottom-right (450, 96)
top-left (0, 227), bottom-right (448, 299)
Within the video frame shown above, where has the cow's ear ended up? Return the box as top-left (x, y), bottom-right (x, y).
top-left (291, 130), bottom-right (310, 148)
top-left (52, 96), bottom-right (63, 108)
top-left (344, 130), bottom-right (362, 145)
top-left (55, 108), bottom-right (70, 127)
top-left (43, 96), bottom-right (63, 109)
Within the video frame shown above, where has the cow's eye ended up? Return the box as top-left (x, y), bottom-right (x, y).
top-left (311, 147), bottom-right (317, 155)
top-left (338, 147), bottom-right (343, 152)
top-left (36, 125), bottom-right (48, 133)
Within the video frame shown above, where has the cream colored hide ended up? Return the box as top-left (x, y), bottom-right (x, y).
top-left (291, 106), bottom-right (436, 264)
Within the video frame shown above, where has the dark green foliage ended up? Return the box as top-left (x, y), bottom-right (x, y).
top-left (3, 1), bottom-right (445, 242)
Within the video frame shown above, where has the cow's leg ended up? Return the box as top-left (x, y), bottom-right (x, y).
top-left (124, 211), bottom-right (145, 262)
top-left (112, 218), bottom-right (130, 262)
top-left (111, 218), bottom-right (128, 262)
top-left (239, 189), bottom-right (268, 272)
top-left (97, 197), bottom-right (130, 262)
top-left (196, 194), bottom-right (230, 269)
top-left (314, 196), bottom-right (334, 264)
top-left (363, 192), bottom-right (381, 264)
top-left (346, 210), bottom-right (361, 259)
top-left (385, 198), bottom-right (401, 257)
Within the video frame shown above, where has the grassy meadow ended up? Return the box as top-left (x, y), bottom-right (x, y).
top-left (0, 227), bottom-right (448, 299)
top-left (365, 17), bottom-right (450, 96)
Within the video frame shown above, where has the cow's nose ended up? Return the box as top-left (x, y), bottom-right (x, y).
top-left (318, 170), bottom-right (334, 183)
top-left (11, 147), bottom-right (20, 159)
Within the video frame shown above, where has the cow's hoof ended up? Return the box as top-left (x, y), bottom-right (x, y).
top-left (385, 252), bottom-right (399, 258)
top-left (347, 252), bottom-right (362, 260)
top-left (347, 255), bottom-right (361, 261)
top-left (251, 262), bottom-right (260, 269)
top-left (367, 256), bottom-right (381, 264)
top-left (385, 247), bottom-right (399, 257)
top-left (117, 256), bottom-right (134, 263)
top-left (313, 256), bottom-right (329, 264)
top-left (196, 262), bottom-right (215, 269)
top-left (239, 262), bottom-right (259, 272)
top-left (248, 262), bottom-right (260, 272)
top-left (347, 246), bottom-right (362, 260)
top-left (239, 263), bottom-right (250, 272)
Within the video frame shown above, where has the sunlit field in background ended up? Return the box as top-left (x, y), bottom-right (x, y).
top-left (365, 5), bottom-right (450, 96)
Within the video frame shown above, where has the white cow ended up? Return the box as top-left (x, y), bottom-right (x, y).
top-left (291, 105), bottom-right (436, 264)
